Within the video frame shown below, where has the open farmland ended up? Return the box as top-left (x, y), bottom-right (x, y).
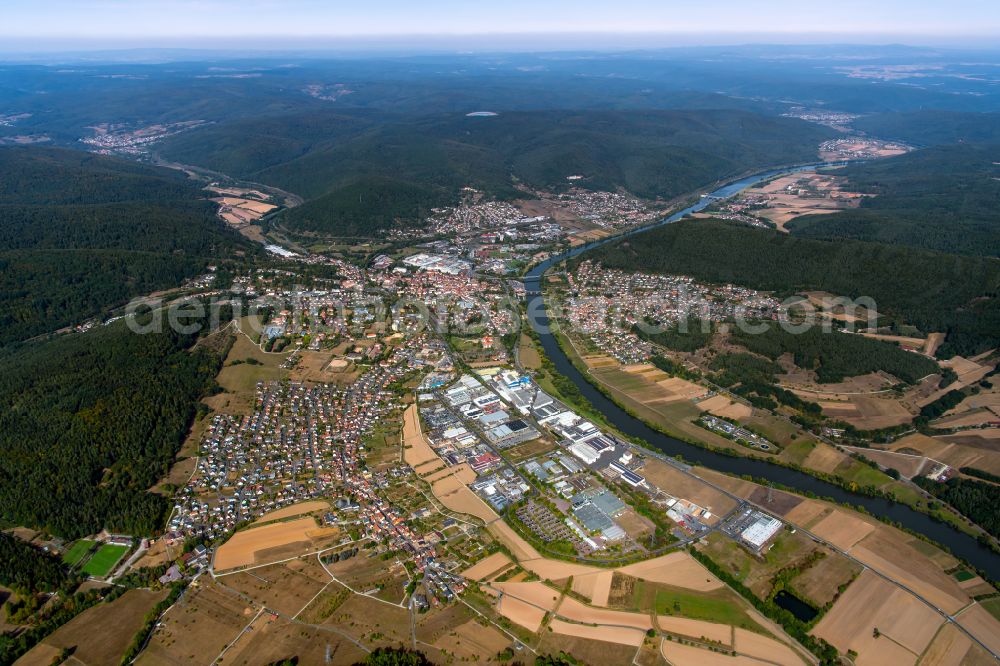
top-left (430, 618), bottom-right (511, 660)
top-left (216, 615), bottom-right (367, 666)
top-left (137, 579), bottom-right (251, 665)
top-left (547, 618), bottom-right (646, 646)
top-left (812, 569), bottom-right (943, 665)
top-left (401, 404), bottom-right (440, 468)
top-left (254, 500), bottom-right (330, 524)
top-left (218, 558), bottom-right (331, 617)
top-left (17, 588), bottom-right (168, 666)
top-left (461, 552), bottom-right (514, 581)
top-left (213, 516), bottom-right (340, 571)
top-left (537, 631), bottom-right (639, 665)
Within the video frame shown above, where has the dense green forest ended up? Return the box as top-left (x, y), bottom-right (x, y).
top-left (0, 315), bottom-right (228, 538)
top-left (850, 111), bottom-right (1000, 146)
top-left (729, 326), bottom-right (940, 384)
top-left (584, 219), bottom-right (1000, 358)
top-left (160, 109), bottom-right (833, 236)
top-left (0, 533), bottom-right (74, 597)
top-left (632, 318), bottom-right (714, 352)
top-left (0, 147), bottom-right (252, 345)
top-left (914, 476), bottom-right (1000, 539)
top-left (282, 175), bottom-right (452, 236)
top-left (788, 144), bottom-right (1000, 256)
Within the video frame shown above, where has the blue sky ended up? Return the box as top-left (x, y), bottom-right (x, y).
top-left (2, 0), bottom-right (998, 46)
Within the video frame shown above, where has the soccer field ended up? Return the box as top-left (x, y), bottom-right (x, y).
top-left (62, 539), bottom-right (96, 567)
top-left (82, 544), bottom-right (130, 578)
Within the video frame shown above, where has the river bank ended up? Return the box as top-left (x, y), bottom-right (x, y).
top-left (522, 163), bottom-right (1000, 580)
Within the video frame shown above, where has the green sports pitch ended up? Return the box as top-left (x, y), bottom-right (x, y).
top-left (81, 544), bottom-right (130, 578)
top-left (62, 539), bottom-right (96, 567)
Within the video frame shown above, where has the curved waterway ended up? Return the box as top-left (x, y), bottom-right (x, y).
top-left (524, 163), bottom-right (1000, 579)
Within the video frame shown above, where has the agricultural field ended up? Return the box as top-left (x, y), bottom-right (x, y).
top-left (16, 588), bottom-right (168, 666)
top-left (812, 569), bottom-right (943, 665)
top-left (217, 615), bottom-right (366, 666)
top-left (137, 579), bottom-right (250, 665)
top-left (217, 558), bottom-right (331, 617)
top-left (253, 500), bottom-right (331, 524)
top-left (213, 516), bottom-right (341, 571)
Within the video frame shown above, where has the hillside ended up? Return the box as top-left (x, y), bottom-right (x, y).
top-left (583, 219), bottom-right (1000, 358)
top-left (0, 146), bottom-right (253, 345)
top-left (160, 109), bottom-right (834, 237)
top-left (0, 314), bottom-right (227, 538)
top-left (851, 111), bottom-right (1000, 146)
top-left (788, 144), bottom-right (1000, 256)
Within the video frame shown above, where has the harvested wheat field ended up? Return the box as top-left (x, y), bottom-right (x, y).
top-left (462, 552), bottom-right (513, 581)
top-left (422, 462), bottom-right (477, 484)
top-left (920, 622), bottom-right (975, 666)
top-left (954, 604), bottom-right (1000, 657)
top-left (214, 517), bottom-right (337, 571)
top-left (657, 615), bottom-right (731, 644)
top-left (570, 570), bottom-right (615, 606)
top-left (782, 499), bottom-right (829, 527)
top-left (254, 500), bottom-right (330, 523)
top-left (583, 354), bottom-right (619, 369)
top-left (521, 556), bottom-right (601, 580)
top-left (657, 376), bottom-right (708, 399)
top-left (497, 594), bottom-right (547, 632)
top-left (617, 551), bottom-right (722, 591)
top-left (492, 581), bottom-right (562, 611)
top-left (401, 404), bottom-right (439, 467)
top-left (849, 530), bottom-right (968, 614)
top-left (661, 640), bottom-right (774, 666)
top-left (697, 394), bottom-right (752, 419)
top-left (809, 510), bottom-right (875, 551)
top-left (733, 628), bottom-right (805, 665)
top-left (812, 569), bottom-right (942, 664)
top-left (555, 595), bottom-right (653, 631)
top-left (430, 473), bottom-right (498, 523)
top-left (801, 443), bottom-right (848, 473)
top-left (548, 618), bottom-right (646, 647)
top-left (843, 395), bottom-right (913, 429)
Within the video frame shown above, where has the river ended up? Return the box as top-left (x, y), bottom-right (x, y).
top-left (523, 163), bottom-right (1000, 579)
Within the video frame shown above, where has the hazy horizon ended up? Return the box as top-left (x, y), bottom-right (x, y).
top-left (1, 0), bottom-right (998, 55)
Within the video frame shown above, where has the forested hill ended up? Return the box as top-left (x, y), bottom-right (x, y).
top-left (583, 219), bottom-right (1000, 358)
top-left (0, 146), bottom-right (253, 346)
top-left (0, 146), bottom-right (199, 205)
top-left (787, 144), bottom-right (1000, 256)
top-left (850, 111), bottom-right (1000, 146)
top-left (160, 109), bottom-right (835, 237)
top-left (0, 314), bottom-right (228, 538)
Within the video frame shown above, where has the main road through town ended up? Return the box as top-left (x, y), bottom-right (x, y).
top-left (522, 162), bottom-right (1000, 580)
